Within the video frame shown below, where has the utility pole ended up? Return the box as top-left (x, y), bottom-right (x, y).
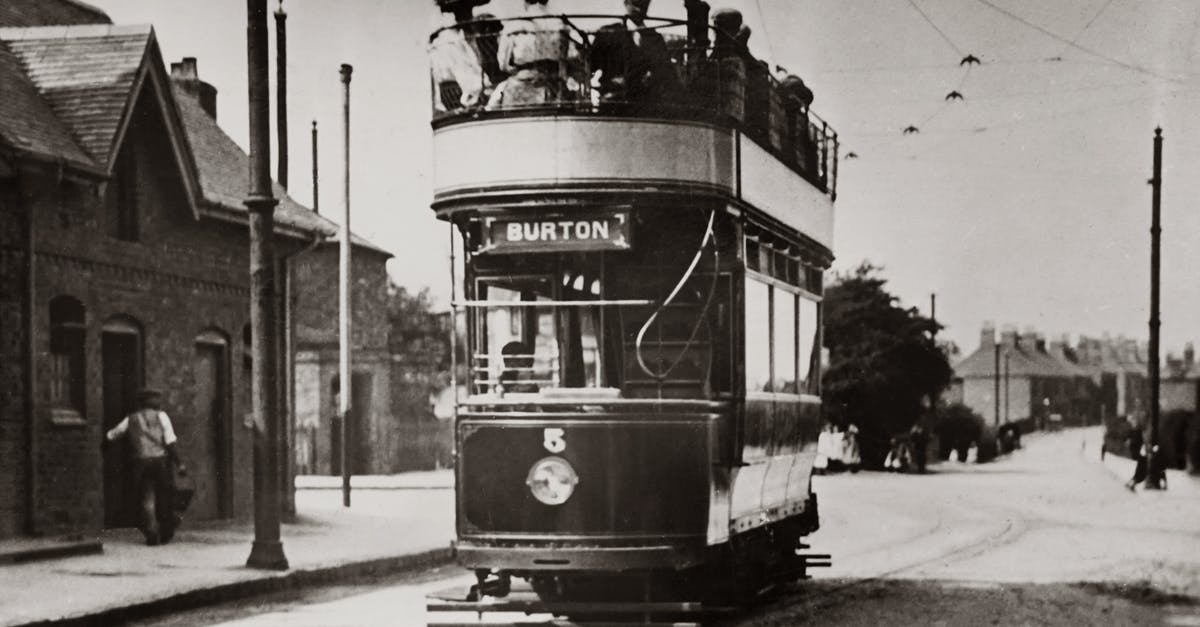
top-left (245, 0), bottom-right (288, 570)
top-left (993, 342), bottom-right (1001, 427)
top-left (1145, 127), bottom-right (1166, 490)
top-left (339, 63), bottom-right (354, 507)
top-left (311, 121), bottom-right (319, 214)
top-left (1004, 350), bottom-right (1010, 424)
top-left (274, 1), bottom-right (288, 189)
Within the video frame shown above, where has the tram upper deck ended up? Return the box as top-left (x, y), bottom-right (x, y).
top-left (428, 13), bottom-right (838, 252)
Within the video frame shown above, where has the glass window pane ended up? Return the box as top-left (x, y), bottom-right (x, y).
top-left (745, 279), bottom-right (771, 393)
top-left (798, 297), bottom-right (819, 392)
top-left (774, 292), bottom-right (797, 393)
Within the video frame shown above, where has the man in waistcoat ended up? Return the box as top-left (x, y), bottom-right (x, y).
top-left (104, 389), bottom-right (183, 545)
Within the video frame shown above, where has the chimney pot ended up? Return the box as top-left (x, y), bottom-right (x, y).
top-left (171, 57), bottom-right (217, 120)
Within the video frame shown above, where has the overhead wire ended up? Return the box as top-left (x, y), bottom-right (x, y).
top-left (905, 0), bottom-right (965, 56)
top-left (970, 0), bottom-right (1188, 84)
top-left (1052, 0), bottom-right (1116, 60)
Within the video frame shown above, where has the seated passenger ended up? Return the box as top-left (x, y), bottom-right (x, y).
top-left (499, 341), bottom-right (539, 394)
top-left (487, 0), bottom-right (581, 109)
top-left (430, 23), bottom-right (490, 111)
top-left (590, 0), bottom-right (677, 104)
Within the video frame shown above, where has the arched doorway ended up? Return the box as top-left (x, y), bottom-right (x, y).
top-left (100, 315), bottom-right (142, 528)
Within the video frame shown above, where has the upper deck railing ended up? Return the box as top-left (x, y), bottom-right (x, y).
top-left (429, 14), bottom-right (838, 195)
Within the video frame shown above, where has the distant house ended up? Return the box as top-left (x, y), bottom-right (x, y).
top-left (954, 324), bottom-right (1098, 428)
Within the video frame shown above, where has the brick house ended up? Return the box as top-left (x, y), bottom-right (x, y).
top-left (0, 1), bottom-right (392, 540)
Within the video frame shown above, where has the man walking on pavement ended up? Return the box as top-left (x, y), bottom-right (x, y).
top-left (103, 389), bottom-right (185, 545)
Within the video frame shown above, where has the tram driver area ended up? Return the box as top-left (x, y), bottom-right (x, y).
top-left (426, 1), bottom-right (838, 624)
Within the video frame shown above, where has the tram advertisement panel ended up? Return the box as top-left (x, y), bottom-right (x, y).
top-left (481, 208), bottom-right (632, 254)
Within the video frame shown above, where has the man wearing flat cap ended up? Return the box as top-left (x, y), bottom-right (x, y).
top-left (104, 389), bottom-right (183, 545)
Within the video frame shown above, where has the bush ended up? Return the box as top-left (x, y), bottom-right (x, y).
top-left (934, 403), bottom-right (984, 461)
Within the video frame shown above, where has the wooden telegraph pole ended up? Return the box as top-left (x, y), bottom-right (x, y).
top-left (1145, 128), bottom-right (1166, 490)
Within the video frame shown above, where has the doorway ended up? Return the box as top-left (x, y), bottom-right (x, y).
top-left (330, 372), bottom-right (372, 475)
top-left (101, 320), bottom-right (142, 528)
top-left (192, 333), bottom-right (232, 519)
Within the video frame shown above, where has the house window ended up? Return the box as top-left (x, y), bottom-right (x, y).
top-left (49, 296), bottom-right (87, 415)
top-left (112, 146), bottom-right (139, 241)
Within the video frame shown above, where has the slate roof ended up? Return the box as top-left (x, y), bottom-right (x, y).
top-left (0, 24), bottom-right (151, 168)
top-left (173, 85), bottom-right (390, 256)
top-left (955, 340), bottom-right (1083, 379)
top-left (0, 0), bottom-right (110, 28)
top-left (0, 39), bottom-right (93, 168)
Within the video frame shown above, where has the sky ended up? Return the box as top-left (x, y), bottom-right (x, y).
top-left (90, 0), bottom-right (1200, 358)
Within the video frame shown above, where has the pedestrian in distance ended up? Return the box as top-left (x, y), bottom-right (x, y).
top-left (102, 389), bottom-right (186, 545)
top-left (910, 423), bottom-right (930, 473)
top-left (1124, 415), bottom-right (1147, 492)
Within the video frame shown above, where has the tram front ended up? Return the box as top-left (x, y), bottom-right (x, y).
top-left (428, 4), bottom-right (837, 602)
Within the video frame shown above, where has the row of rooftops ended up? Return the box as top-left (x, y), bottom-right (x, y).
top-left (954, 322), bottom-right (1172, 380)
top-left (0, 0), bottom-right (388, 256)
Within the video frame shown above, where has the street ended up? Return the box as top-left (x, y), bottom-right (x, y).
top-left (127, 428), bottom-right (1200, 626)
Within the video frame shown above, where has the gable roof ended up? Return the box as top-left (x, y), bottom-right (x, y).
top-left (0, 0), bottom-right (110, 28)
top-left (0, 39), bottom-right (94, 169)
top-left (172, 85), bottom-right (390, 256)
top-left (0, 24), bottom-right (202, 214)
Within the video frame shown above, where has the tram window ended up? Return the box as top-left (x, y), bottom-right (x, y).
top-left (475, 275), bottom-right (606, 395)
top-left (798, 297), bottom-right (819, 393)
top-left (745, 278), bottom-right (772, 393)
top-left (774, 292), bottom-right (797, 393)
top-left (745, 240), bottom-right (761, 272)
top-left (477, 279), bottom-right (559, 394)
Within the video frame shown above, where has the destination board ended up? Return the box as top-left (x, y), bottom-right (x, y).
top-left (481, 209), bottom-right (632, 254)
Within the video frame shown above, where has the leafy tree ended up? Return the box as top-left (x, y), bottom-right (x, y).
top-left (822, 263), bottom-right (951, 467)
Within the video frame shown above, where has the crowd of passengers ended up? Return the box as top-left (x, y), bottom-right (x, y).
top-left (432, 0), bottom-right (826, 179)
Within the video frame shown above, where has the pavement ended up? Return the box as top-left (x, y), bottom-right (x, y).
top-left (0, 471), bottom-right (455, 627)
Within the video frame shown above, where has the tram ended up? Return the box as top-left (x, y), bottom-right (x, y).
top-left (426, 0), bottom-right (837, 617)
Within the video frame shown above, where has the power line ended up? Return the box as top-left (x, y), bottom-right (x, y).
top-left (906, 0), bottom-right (965, 56)
top-left (971, 0), bottom-right (1187, 84)
top-left (1054, 0), bottom-right (1116, 59)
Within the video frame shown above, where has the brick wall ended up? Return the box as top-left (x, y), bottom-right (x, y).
top-left (0, 178), bottom-right (30, 538)
top-left (289, 245), bottom-right (396, 474)
top-left (8, 85), bottom-right (309, 537)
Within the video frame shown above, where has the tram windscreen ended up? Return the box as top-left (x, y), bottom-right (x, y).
top-left (468, 241), bottom-right (729, 398)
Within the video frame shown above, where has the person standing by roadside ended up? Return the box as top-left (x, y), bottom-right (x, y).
top-left (1124, 416), bottom-right (1147, 492)
top-left (103, 389), bottom-right (184, 545)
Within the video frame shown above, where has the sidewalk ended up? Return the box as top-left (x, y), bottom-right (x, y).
top-left (0, 475), bottom-right (455, 627)
top-left (1079, 427), bottom-right (1200, 497)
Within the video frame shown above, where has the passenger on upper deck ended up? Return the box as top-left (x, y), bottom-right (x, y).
top-left (589, 0), bottom-right (678, 105)
top-left (432, 0), bottom-right (502, 110)
top-left (487, 0), bottom-right (583, 109)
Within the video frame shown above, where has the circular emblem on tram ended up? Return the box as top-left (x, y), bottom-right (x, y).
top-left (525, 456), bottom-right (579, 506)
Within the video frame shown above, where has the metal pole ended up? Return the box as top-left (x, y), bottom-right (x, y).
top-left (245, 0), bottom-right (288, 570)
top-left (339, 63), bottom-right (353, 507)
top-left (274, 2), bottom-right (288, 189)
top-left (1145, 127), bottom-right (1166, 490)
top-left (311, 120), bottom-right (319, 213)
top-left (993, 342), bottom-right (1001, 427)
top-left (1004, 351), bottom-right (1010, 423)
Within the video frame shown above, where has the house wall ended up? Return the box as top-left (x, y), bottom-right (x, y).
top-left (0, 85), bottom-right (309, 538)
top-left (962, 375), bottom-right (1032, 426)
top-left (0, 175), bottom-right (31, 538)
top-left (290, 246), bottom-right (394, 474)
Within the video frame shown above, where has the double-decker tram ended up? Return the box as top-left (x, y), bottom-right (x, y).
top-left (425, 2), bottom-right (837, 622)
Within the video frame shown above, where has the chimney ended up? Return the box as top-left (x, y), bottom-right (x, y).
top-left (1034, 331), bottom-right (1048, 354)
top-left (1185, 342), bottom-right (1195, 368)
top-left (171, 57), bottom-right (218, 120)
top-left (979, 321), bottom-right (995, 350)
top-left (1000, 324), bottom-right (1019, 349)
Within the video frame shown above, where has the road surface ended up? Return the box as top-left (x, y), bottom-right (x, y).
top-left (131, 428), bottom-right (1200, 626)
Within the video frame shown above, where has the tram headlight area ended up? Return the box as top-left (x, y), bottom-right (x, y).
top-left (525, 456), bottom-right (579, 506)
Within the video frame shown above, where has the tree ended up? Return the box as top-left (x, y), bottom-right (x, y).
top-left (821, 263), bottom-right (951, 467)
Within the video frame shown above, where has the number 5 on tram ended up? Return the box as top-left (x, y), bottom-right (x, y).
top-left (427, 6), bottom-right (838, 605)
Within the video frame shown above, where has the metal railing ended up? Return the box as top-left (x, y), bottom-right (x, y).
top-left (429, 14), bottom-right (838, 194)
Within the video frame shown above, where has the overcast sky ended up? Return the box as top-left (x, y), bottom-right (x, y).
top-left (91, 0), bottom-right (1200, 357)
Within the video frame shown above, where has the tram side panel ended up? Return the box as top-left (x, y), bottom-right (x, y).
top-left (730, 396), bottom-right (822, 535)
